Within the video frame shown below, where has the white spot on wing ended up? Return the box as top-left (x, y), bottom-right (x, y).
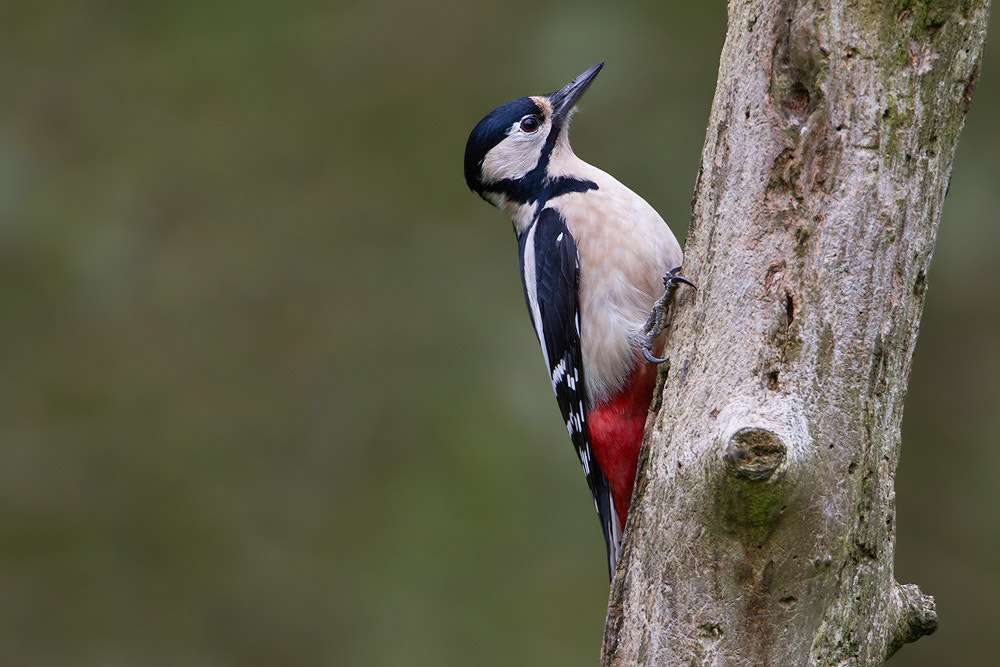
top-left (551, 355), bottom-right (567, 388)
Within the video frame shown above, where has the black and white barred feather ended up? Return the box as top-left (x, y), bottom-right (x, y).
top-left (518, 206), bottom-right (621, 577)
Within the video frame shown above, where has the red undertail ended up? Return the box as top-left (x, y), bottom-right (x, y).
top-left (586, 357), bottom-right (660, 530)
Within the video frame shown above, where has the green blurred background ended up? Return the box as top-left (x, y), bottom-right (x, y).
top-left (1, 2), bottom-right (995, 665)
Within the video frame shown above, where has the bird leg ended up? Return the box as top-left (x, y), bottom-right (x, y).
top-left (640, 266), bottom-right (695, 364)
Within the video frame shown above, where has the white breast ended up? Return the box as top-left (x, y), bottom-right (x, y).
top-left (547, 158), bottom-right (683, 404)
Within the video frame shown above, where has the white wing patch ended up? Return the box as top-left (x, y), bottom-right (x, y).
top-left (551, 356), bottom-right (567, 387)
top-left (579, 445), bottom-right (591, 475)
top-left (521, 222), bottom-right (550, 370)
top-left (553, 351), bottom-right (586, 441)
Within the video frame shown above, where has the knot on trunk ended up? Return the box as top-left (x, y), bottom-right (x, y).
top-left (887, 583), bottom-right (938, 658)
top-left (716, 427), bottom-right (791, 541)
top-left (725, 427), bottom-right (788, 481)
top-left (709, 399), bottom-right (808, 545)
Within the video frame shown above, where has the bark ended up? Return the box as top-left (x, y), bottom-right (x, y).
top-left (602, 1), bottom-right (989, 665)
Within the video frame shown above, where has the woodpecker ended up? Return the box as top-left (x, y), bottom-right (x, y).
top-left (464, 62), bottom-right (691, 578)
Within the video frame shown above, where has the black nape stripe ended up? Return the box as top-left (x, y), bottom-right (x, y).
top-left (488, 112), bottom-right (598, 210)
top-left (466, 94), bottom-right (598, 213)
top-left (494, 174), bottom-right (598, 209)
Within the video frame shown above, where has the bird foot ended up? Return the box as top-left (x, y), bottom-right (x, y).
top-left (640, 266), bottom-right (695, 364)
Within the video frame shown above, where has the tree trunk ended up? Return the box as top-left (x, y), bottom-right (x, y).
top-left (602, 1), bottom-right (990, 665)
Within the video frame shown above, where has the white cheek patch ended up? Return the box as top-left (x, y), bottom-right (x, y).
top-left (480, 123), bottom-right (550, 184)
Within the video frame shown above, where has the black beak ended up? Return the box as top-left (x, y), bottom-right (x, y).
top-left (548, 62), bottom-right (604, 124)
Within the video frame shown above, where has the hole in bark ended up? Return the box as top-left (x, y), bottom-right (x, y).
top-left (779, 596), bottom-right (797, 608)
top-left (784, 292), bottom-right (795, 323)
top-left (745, 106), bottom-right (751, 120)
top-left (782, 83), bottom-right (811, 118)
top-left (766, 369), bottom-right (780, 390)
top-left (848, 461), bottom-right (858, 474)
top-left (697, 622), bottom-right (723, 638)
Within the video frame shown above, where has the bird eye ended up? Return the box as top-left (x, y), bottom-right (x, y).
top-left (520, 115), bottom-right (540, 133)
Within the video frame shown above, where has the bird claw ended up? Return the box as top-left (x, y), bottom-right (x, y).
top-left (640, 266), bottom-right (695, 365)
top-left (664, 273), bottom-right (695, 290)
top-left (642, 346), bottom-right (669, 364)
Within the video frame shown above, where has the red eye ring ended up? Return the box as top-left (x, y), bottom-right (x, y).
top-left (520, 116), bottom-right (540, 133)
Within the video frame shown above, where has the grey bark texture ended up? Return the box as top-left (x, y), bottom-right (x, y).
top-left (602, 1), bottom-right (990, 665)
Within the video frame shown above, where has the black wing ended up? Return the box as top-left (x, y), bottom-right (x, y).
top-left (518, 206), bottom-right (621, 578)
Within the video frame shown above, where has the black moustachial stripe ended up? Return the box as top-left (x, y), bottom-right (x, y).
top-left (463, 95), bottom-right (598, 211)
top-left (518, 206), bottom-right (618, 579)
top-left (494, 174), bottom-right (598, 209)
top-left (490, 112), bottom-right (597, 208)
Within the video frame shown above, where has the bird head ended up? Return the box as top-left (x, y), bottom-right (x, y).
top-left (464, 62), bottom-right (603, 209)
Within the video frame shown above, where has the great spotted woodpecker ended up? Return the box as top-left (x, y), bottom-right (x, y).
top-left (464, 63), bottom-right (691, 578)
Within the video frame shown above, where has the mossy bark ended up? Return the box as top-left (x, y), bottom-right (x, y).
top-left (602, 1), bottom-right (989, 665)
